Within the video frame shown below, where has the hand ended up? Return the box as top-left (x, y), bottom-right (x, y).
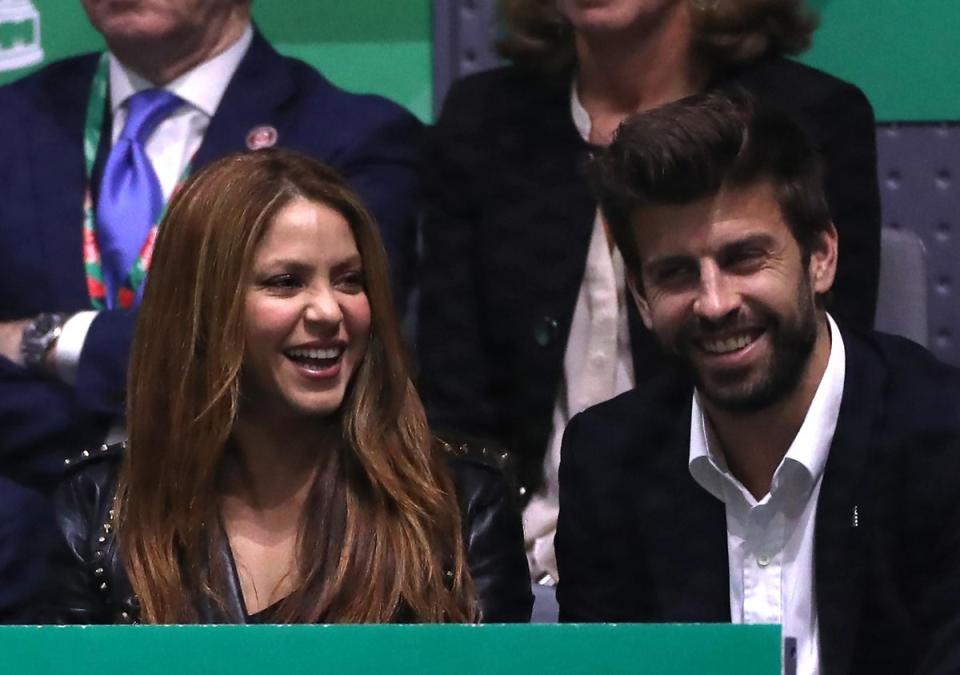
top-left (0, 319), bottom-right (31, 367)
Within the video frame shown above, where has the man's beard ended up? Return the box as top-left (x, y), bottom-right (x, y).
top-left (666, 280), bottom-right (820, 415)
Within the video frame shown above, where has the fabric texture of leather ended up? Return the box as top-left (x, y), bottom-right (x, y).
top-left (44, 443), bottom-right (533, 625)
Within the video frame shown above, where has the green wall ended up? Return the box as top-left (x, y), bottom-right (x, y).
top-left (799, 0), bottom-right (960, 122)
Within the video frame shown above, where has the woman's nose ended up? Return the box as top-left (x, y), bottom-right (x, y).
top-left (303, 286), bottom-right (342, 327)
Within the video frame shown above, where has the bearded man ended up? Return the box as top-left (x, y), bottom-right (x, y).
top-left (556, 90), bottom-right (960, 675)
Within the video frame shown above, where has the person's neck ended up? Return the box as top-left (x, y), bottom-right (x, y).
top-left (111, 11), bottom-right (249, 86)
top-left (703, 314), bottom-right (833, 501)
top-left (224, 414), bottom-right (333, 513)
top-left (574, 4), bottom-right (709, 144)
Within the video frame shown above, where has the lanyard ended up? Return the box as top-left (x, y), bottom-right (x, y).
top-left (81, 53), bottom-right (191, 310)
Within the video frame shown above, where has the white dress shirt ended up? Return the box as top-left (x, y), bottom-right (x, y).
top-left (55, 25), bottom-right (254, 386)
top-left (523, 82), bottom-right (636, 584)
top-left (688, 314), bottom-right (846, 675)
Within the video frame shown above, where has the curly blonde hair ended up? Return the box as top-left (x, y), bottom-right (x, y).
top-left (497, 0), bottom-right (817, 73)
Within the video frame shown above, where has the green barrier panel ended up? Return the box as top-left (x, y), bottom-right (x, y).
top-left (0, 624), bottom-right (780, 675)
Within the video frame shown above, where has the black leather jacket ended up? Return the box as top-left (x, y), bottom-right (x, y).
top-left (44, 443), bottom-right (532, 624)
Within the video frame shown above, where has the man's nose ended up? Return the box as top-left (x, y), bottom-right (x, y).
top-left (692, 263), bottom-right (739, 322)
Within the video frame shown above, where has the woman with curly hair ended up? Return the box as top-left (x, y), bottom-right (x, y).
top-left (419, 0), bottom-right (880, 588)
top-left (45, 149), bottom-right (532, 624)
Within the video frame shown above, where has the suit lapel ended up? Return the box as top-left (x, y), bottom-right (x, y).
top-left (192, 29), bottom-right (296, 171)
top-left (815, 332), bottom-right (881, 675)
top-left (636, 387), bottom-right (731, 622)
top-left (30, 55), bottom-right (102, 309)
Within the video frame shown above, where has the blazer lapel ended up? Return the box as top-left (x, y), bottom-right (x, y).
top-left (636, 388), bottom-right (731, 622)
top-left (191, 29), bottom-right (296, 171)
top-left (30, 55), bottom-right (102, 309)
top-left (815, 332), bottom-right (881, 675)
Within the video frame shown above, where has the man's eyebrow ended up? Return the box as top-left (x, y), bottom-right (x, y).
top-left (720, 233), bottom-right (778, 251)
top-left (644, 253), bottom-right (693, 270)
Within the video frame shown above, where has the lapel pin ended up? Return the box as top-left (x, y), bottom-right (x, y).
top-left (245, 125), bottom-right (278, 150)
top-left (851, 505), bottom-right (860, 528)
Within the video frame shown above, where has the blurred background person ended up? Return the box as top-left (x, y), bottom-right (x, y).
top-left (44, 150), bottom-right (531, 624)
top-left (418, 0), bottom-right (880, 591)
top-left (0, 0), bottom-right (421, 492)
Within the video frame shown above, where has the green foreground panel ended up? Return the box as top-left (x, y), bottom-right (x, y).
top-left (0, 624), bottom-right (779, 675)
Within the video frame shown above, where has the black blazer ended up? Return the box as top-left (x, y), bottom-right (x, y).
top-left (44, 444), bottom-right (533, 624)
top-left (418, 58), bottom-right (881, 501)
top-left (556, 327), bottom-right (960, 675)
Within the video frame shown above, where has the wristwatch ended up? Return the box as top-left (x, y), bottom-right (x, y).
top-left (21, 312), bottom-right (67, 372)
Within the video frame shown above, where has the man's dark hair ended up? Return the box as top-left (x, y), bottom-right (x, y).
top-left (587, 88), bottom-right (832, 277)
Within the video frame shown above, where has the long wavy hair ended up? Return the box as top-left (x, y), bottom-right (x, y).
top-left (117, 149), bottom-right (476, 623)
top-left (498, 0), bottom-right (817, 74)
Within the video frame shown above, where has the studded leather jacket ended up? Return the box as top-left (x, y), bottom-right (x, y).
top-left (43, 443), bottom-right (533, 624)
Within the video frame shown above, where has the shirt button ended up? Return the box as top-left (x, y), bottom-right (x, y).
top-left (757, 554), bottom-right (771, 568)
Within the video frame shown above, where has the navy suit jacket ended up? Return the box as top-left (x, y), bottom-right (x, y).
top-left (556, 327), bottom-right (960, 675)
top-left (0, 31), bottom-right (421, 491)
top-left (0, 475), bottom-right (55, 622)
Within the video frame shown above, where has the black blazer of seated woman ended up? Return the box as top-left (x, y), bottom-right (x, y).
top-left (40, 150), bottom-right (531, 625)
top-left (44, 441), bottom-right (532, 624)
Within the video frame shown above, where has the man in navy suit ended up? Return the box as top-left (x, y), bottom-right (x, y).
top-left (0, 475), bottom-right (55, 622)
top-left (0, 0), bottom-right (420, 490)
top-left (556, 91), bottom-right (960, 675)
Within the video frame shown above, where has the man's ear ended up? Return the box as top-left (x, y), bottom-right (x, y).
top-left (627, 270), bottom-right (653, 330)
top-left (809, 221), bottom-right (839, 295)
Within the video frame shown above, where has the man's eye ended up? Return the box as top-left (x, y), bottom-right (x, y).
top-left (726, 248), bottom-right (765, 271)
top-left (652, 265), bottom-right (695, 286)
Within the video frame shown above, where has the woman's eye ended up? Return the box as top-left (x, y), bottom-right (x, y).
top-left (262, 274), bottom-right (300, 289)
top-left (336, 271), bottom-right (365, 292)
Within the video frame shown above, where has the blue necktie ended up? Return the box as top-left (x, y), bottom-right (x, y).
top-left (96, 88), bottom-right (182, 307)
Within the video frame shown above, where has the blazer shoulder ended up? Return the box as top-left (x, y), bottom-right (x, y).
top-left (845, 328), bottom-right (960, 429)
top-left (727, 56), bottom-right (874, 119)
top-left (277, 51), bottom-right (421, 130)
top-left (0, 52), bottom-right (100, 98)
top-left (437, 64), bottom-right (569, 127)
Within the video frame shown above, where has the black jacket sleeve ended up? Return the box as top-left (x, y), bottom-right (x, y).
top-left (448, 454), bottom-right (533, 622)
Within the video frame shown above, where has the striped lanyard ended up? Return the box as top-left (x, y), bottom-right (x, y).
top-left (81, 54), bottom-right (192, 310)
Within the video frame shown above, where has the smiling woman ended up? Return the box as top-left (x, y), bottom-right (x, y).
top-left (42, 149), bottom-right (532, 625)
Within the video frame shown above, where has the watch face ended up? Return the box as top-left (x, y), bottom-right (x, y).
top-left (32, 314), bottom-right (59, 335)
top-left (22, 313), bottom-right (66, 370)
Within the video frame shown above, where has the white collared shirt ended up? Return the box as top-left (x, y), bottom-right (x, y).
top-left (522, 81), bottom-right (636, 584)
top-left (107, 23), bottom-right (253, 199)
top-left (55, 25), bottom-right (253, 386)
top-left (688, 314), bottom-right (846, 675)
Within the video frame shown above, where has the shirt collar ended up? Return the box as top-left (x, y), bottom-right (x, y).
top-left (569, 77), bottom-right (591, 142)
top-left (689, 313), bottom-right (846, 504)
top-left (108, 23), bottom-right (253, 117)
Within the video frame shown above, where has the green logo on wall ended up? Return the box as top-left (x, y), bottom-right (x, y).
top-left (0, 0), bottom-right (42, 72)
